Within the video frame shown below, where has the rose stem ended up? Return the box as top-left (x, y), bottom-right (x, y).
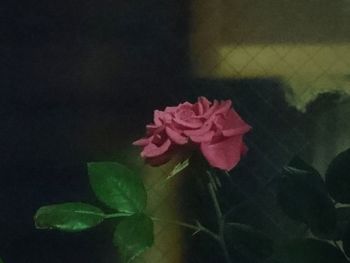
top-left (150, 217), bottom-right (220, 241)
top-left (207, 170), bottom-right (233, 263)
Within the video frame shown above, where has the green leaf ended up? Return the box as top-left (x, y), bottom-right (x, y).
top-left (0, 257), bottom-right (3, 263)
top-left (34, 202), bottom-right (104, 232)
top-left (343, 224), bottom-right (350, 258)
top-left (168, 158), bottom-right (190, 179)
top-left (341, 208), bottom-right (350, 258)
top-left (225, 222), bottom-right (274, 261)
top-left (333, 207), bottom-right (350, 240)
top-left (326, 148), bottom-right (350, 203)
top-left (277, 157), bottom-right (336, 239)
top-left (113, 214), bottom-right (154, 263)
top-left (274, 238), bottom-right (347, 263)
top-left (88, 162), bottom-right (147, 213)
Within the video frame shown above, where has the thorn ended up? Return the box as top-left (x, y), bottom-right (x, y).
top-left (192, 229), bottom-right (201, 236)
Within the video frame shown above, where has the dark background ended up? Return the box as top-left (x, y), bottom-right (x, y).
top-left (0, 1), bottom-right (189, 262)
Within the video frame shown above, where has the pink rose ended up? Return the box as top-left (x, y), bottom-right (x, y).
top-left (133, 97), bottom-right (251, 171)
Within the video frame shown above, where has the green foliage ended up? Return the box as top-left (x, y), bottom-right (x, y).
top-left (277, 152), bottom-right (350, 262)
top-left (277, 157), bottom-right (336, 239)
top-left (225, 222), bottom-right (273, 261)
top-left (334, 207), bottom-right (350, 240)
top-left (114, 213), bottom-right (154, 263)
top-left (34, 202), bottom-right (105, 232)
top-left (343, 225), bottom-right (350, 258)
top-left (168, 158), bottom-right (190, 179)
top-left (88, 162), bottom-right (147, 213)
top-left (34, 161), bottom-right (153, 262)
top-left (32, 148), bottom-right (350, 263)
top-left (274, 238), bottom-right (347, 263)
top-left (326, 149), bottom-right (350, 203)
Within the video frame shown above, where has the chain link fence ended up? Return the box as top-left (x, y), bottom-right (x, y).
top-left (191, 0), bottom-right (350, 110)
top-left (135, 1), bottom-right (350, 262)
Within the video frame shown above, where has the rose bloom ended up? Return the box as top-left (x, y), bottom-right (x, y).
top-left (133, 97), bottom-right (251, 171)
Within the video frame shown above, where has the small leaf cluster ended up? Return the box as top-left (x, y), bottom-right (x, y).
top-left (34, 162), bottom-right (153, 263)
top-left (275, 148), bottom-right (350, 263)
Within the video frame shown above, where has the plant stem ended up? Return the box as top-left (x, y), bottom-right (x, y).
top-left (103, 212), bottom-right (133, 219)
top-left (151, 217), bottom-right (220, 241)
top-left (207, 170), bottom-right (233, 263)
top-left (333, 240), bottom-right (350, 261)
top-left (207, 176), bottom-right (223, 219)
top-left (104, 212), bottom-right (220, 241)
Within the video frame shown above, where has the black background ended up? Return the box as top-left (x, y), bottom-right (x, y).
top-left (0, 1), bottom-right (189, 262)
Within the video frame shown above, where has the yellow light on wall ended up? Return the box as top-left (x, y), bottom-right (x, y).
top-left (191, 0), bottom-right (350, 110)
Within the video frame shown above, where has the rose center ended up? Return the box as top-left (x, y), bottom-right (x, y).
top-left (177, 109), bottom-right (194, 120)
top-left (178, 110), bottom-right (194, 120)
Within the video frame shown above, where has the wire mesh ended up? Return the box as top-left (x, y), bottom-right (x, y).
top-left (137, 0), bottom-right (350, 262)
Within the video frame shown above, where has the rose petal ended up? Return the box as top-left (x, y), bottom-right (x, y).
top-left (141, 139), bottom-right (172, 158)
top-left (183, 121), bottom-right (213, 137)
top-left (173, 117), bottom-right (203, 129)
top-left (198, 96), bottom-right (211, 112)
top-left (214, 115), bottom-right (225, 130)
top-left (222, 125), bottom-right (252, 137)
top-left (179, 102), bottom-right (193, 109)
top-left (165, 106), bottom-right (178, 113)
top-left (214, 100), bottom-right (232, 115)
top-left (146, 124), bottom-right (159, 129)
top-left (195, 96), bottom-right (210, 115)
top-left (200, 136), bottom-right (245, 171)
top-left (176, 109), bottom-right (195, 120)
top-left (223, 110), bottom-right (250, 131)
top-left (132, 137), bottom-right (151, 146)
top-left (153, 110), bottom-right (164, 126)
top-left (241, 143), bottom-right (249, 155)
top-left (195, 101), bottom-right (203, 115)
top-left (201, 100), bottom-right (219, 119)
top-left (165, 127), bottom-right (188, 145)
top-left (146, 124), bottom-right (164, 136)
top-left (152, 133), bottom-right (165, 144)
top-left (190, 130), bottom-right (215, 143)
